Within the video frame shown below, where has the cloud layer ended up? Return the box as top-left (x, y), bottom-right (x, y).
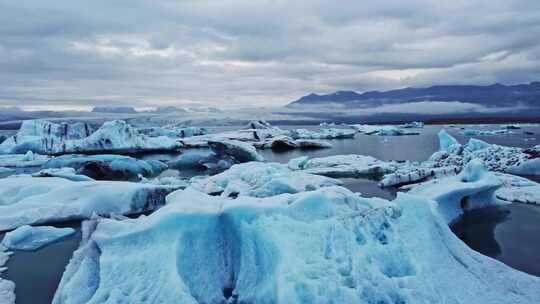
top-left (1, 0), bottom-right (539, 109)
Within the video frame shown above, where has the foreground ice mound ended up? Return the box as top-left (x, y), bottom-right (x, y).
top-left (43, 154), bottom-right (167, 180)
top-left (190, 162), bottom-right (341, 197)
top-left (2, 225), bottom-right (75, 251)
top-left (290, 154), bottom-right (396, 178)
top-left (54, 186), bottom-right (540, 304)
top-left (0, 120), bottom-right (180, 155)
top-left (408, 159), bottom-right (502, 223)
top-left (0, 176), bottom-right (177, 231)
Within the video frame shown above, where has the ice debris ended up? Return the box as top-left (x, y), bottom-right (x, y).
top-left (2, 225), bottom-right (76, 251)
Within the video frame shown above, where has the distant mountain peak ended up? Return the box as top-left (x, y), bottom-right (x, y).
top-left (287, 82), bottom-right (540, 108)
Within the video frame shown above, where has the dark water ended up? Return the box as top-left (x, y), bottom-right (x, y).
top-left (1, 123), bottom-right (540, 303)
top-left (452, 204), bottom-right (540, 276)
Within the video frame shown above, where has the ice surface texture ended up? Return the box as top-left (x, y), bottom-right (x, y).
top-left (53, 184), bottom-right (540, 303)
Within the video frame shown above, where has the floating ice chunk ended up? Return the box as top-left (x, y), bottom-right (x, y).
top-left (289, 128), bottom-right (356, 139)
top-left (0, 120), bottom-right (180, 155)
top-left (245, 120), bottom-right (274, 129)
top-left (350, 124), bottom-right (419, 136)
top-left (190, 162), bottom-right (341, 197)
top-left (167, 151), bottom-right (214, 170)
top-left (506, 158), bottom-right (540, 175)
top-left (287, 156), bottom-right (310, 170)
top-left (43, 154), bottom-right (167, 180)
top-left (462, 129), bottom-right (513, 136)
top-left (293, 154), bottom-right (396, 178)
top-left (438, 129), bottom-right (459, 152)
top-left (400, 121), bottom-right (424, 128)
top-left (208, 140), bottom-right (263, 162)
top-left (2, 225), bottom-right (75, 251)
top-left (0, 176), bottom-right (177, 231)
top-left (502, 124), bottom-right (521, 129)
top-left (32, 167), bottom-right (95, 182)
top-left (379, 165), bottom-right (460, 188)
top-left (0, 153), bottom-right (50, 167)
top-left (54, 186), bottom-right (540, 304)
top-left (0, 167), bottom-right (14, 178)
top-left (496, 185), bottom-right (540, 205)
top-left (409, 159), bottom-right (502, 223)
top-left (138, 126), bottom-right (208, 138)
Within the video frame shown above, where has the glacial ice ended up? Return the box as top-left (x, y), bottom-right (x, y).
top-left (0, 120), bottom-right (180, 155)
top-left (0, 176), bottom-right (177, 231)
top-left (31, 167), bottom-right (95, 182)
top-left (53, 185), bottom-right (540, 304)
top-left (43, 154), bottom-right (167, 180)
top-left (189, 162), bottom-right (341, 197)
top-left (289, 128), bottom-right (356, 139)
top-left (2, 225), bottom-right (75, 251)
top-left (437, 129), bottom-right (459, 152)
top-left (290, 154), bottom-right (396, 178)
top-left (0, 151), bottom-right (50, 167)
top-left (408, 159), bottom-right (502, 223)
top-left (351, 124), bottom-right (420, 136)
top-left (462, 129), bottom-right (513, 136)
top-left (138, 126), bottom-right (208, 138)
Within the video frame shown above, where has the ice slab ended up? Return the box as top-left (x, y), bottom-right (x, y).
top-left (2, 225), bottom-right (75, 251)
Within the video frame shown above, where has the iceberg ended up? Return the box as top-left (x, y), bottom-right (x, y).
top-left (207, 140), bottom-right (264, 163)
top-left (43, 154), bottom-right (167, 181)
top-left (254, 137), bottom-right (332, 151)
top-left (462, 129), bottom-right (513, 136)
top-left (2, 225), bottom-right (75, 251)
top-left (289, 128), bottom-right (356, 139)
top-left (0, 176), bottom-right (178, 231)
top-left (430, 130), bottom-right (540, 174)
top-left (138, 126), bottom-right (208, 138)
top-left (351, 124), bottom-right (419, 136)
top-left (53, 185), bottom-right (540, 304)
top-left (379, 165), bottom-right (460, 188)
top-left (0, 120), bottom-right (180, 155)
top-left (189, 162), bottom-right (341, 197)
top-left (291, 154), bottom-right (396, 178)
top-left (400, 121), bottom-right (424, 128)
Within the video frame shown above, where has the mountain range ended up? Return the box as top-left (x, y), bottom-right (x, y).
top-left (287, 82), bottom-right (540, 108)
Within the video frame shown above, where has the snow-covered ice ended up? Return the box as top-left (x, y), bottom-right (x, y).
top-left (190, 162), bottom-right (341, 197)
top-left (462, 129), bottom-right (513, 136)
top-left (0, 176), bottom-right (178, 231)
top-left (351, 124), bottom-right (420, 136)
top-left (32, 167), bottom-right (95, 182)
top-left (138, 126), bottom-right (208, 138)
top-left (2, 225), bottom-right (75, 251)
top-left (290, 154), bottom-right (396, 178)
top-left (43, 154), bottom-right (167, 180)
top-left (53, 185), bottom-right (540, 304)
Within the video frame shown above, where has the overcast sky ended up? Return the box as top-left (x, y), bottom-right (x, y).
top-left (1, 0), bottom-right (539, 110)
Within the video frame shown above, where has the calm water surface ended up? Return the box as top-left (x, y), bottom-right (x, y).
top-left (1, 123), bottom-right (539, 303)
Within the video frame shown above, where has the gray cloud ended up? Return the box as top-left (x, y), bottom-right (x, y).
top-left (0, 0), bottom-right (539, 109)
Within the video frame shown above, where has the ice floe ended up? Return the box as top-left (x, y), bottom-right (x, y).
top-left (43, 154), bottom-right (167, 180)
top-left (31, 167), bottom-right (95, 182)
top-left (138, 126), bottom-right (208, 138)
top-left (53, 185), bottom-right (540, 304)
top-left (461, 129), bottom-right (513, 136)
top-left (290, 154), bottom-right (396, 178)
top-left (0, 176), bottom-right (178, 231)
top-left (2, 225), bottom-right (75, 251)
top-left (351, 124), bottom-right (420, 136)
top-left (190, 162), bottom-right (341, 197)
top-left (0, 120), bottom-right (180, 155)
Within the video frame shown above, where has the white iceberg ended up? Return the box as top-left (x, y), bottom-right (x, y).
top-left (0, 176), bottom-right (178, 231)
top-left (0, 120), bottom-right (180, 155)
top-left (462, 129), bottom-right (513, 136)
top-left (43, 154), bottom-right (167, 180)
top-left (351, 124), bottom-right (419, 136)
top-left (2, 225), bottom-right (75, 251)
top-left (53, 185), bottom-right (540, 304)
top-left (138, 126), bottom-right (208, 138)
top-left (289, 128), bottom-right (356, 139)
top-left (291, 154), bottom-right (396, 178)
top-left (190, 162), bottom-right (341, 197)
